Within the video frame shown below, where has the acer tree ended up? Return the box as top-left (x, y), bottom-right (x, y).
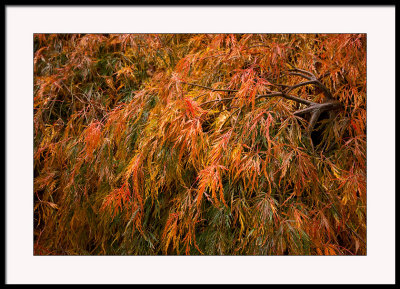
top-left (34, 33), bottom-right (366, 255)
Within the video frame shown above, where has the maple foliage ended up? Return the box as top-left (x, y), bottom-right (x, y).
top-left (34, 34), bottom-right (366, 255)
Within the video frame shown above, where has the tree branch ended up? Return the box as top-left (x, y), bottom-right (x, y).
top-left (285, 80), bottom-right (317, 93)
top-left (293, 101), bottom-right (342, 117)
top-left (255, 92), bottom-right (314, 106)
top-left (288, 68), bottom-right (334, 100)
top-left (186, 68), bottom-right (342, 149)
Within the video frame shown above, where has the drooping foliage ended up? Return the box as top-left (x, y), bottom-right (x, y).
top-left (34, 34), bottom-right (366, 255)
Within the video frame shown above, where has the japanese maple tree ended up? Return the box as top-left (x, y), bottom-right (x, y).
top-left (34, 33), bottom-right (366, 255)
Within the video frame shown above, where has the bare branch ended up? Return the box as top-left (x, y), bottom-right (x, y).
top-left (307, 109), bottom-right (322, 133)
top-left (288, 72), bottom-right (313, 81)
top-left (288, 68), bottom-right (315, 77)
top-left (255, 92), bottom-right (314, 106)
top-left (285, 80), bottom-right (317, 93)
top-left (293, 106), bottom-right (319, 116)
top-left (288, 68), bottom-right (334, 101)
top-left (294, 101), bottom-right (342, 117)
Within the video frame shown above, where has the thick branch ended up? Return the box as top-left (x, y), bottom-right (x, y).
top-left (293, 101), bottom-right (342, 117)
top-left (285, 80), bottom-right (317, 93)
top-left (255, 92), bottom-right (314, 106)
top-left (288, 72), bottom-right (313, 81)
top-left (288, 68), bottom-right (334, 100)
top-left (307, 109), bottom-right (322, 133)
top-left (288, 68), bottom-right (315, 77)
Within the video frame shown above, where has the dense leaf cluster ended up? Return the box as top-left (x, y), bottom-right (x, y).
top-left (34, 34), bottom-right (366, 255)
